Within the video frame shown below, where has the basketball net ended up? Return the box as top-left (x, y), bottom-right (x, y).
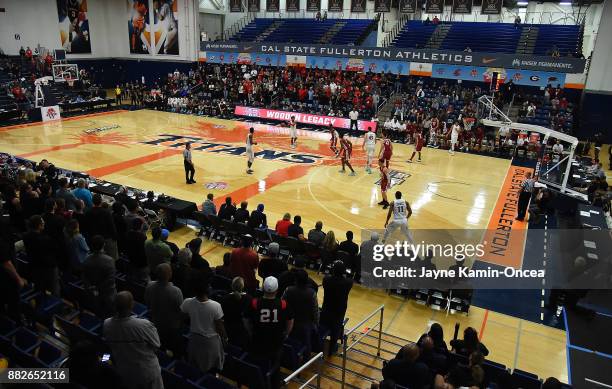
top-left (66, 77), bottom-right (75, 87)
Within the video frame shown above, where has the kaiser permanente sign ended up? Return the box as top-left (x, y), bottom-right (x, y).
top-left (201, 42), bottom-right (585, 73)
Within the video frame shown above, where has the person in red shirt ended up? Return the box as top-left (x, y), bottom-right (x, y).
top-left (339, 134), bottom-right (356, 176)
top-left (275, 213), bottom-right (293, 237)
top-left (298, 87), bottom-right (307, 101)
top-left (229, 235), bottom-right (260, 292)
top-left (408, 131), bottom-right (424, 162)
top-left (25, 47), bottom-right (33, 59)
top-left (379, 132), bottom-right (393, 168)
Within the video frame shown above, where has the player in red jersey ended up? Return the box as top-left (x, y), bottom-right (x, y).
top-left (378, 131), bottom-right (393, 168)
top-left (288, 116), bottom-right (298, 149)
top-left (408, 131), bottom-right (424, 162)
top-left (328, 124), bottom-right (339, 157)
top-left (339, 134), bottom-right (356, 176)
top-left (378, 158), bottom-right (390, 208)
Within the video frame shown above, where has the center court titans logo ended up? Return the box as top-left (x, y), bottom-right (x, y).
top-left (375, 170), bottom-right (411, 188)
top-left (143, 134), bottom-right (323, 164)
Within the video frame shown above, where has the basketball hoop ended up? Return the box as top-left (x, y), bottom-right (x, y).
top-left (66, 78), bottom-right (75, 87)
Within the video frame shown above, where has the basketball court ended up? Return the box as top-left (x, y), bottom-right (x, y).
top-left (0, 109), bottom-right (567, 381)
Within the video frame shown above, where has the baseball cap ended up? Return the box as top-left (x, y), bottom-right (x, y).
top-left (263, 276), bottom-right (278, 293)
top-left (161, 229), bottom-right (169, 240)
top-left (268, 242), bottom-right (280, 255)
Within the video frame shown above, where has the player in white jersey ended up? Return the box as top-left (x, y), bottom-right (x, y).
top-left (362, 126), bottom-right (377, 174)
top-left (449, 121), bottom-right (460, 155)
top-left (289, 116), bottom-right (298, 149)
top-left (382, 191), bottom-right (413, 244)
top-left (246, 127), bottom-right (257, 174)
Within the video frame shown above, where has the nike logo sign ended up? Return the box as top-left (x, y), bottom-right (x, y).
top-left (482, 58), bottom-right (497, 64)
top-left (243, 46), bottom-right (252, 50)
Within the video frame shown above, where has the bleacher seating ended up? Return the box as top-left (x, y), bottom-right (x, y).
top-left (440, 22), bottom-right (521, 53)
top-left (533, 24), bottom-right (581, 55)
top-left (392, 21), bottom-right (582, 56)
top-left (392, 21), bottom-right (438, 49)
top-left (230, 18), bottom-right (373, 45)
top-left (232, 18), bottom-right (276, 42)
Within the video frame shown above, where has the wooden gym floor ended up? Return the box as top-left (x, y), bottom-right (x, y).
top-left (0, 109), bottom-right (567, 382)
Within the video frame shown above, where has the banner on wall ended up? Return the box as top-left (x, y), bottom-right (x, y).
top-left (481, 0), bottom-right (502, 14)
top-left (229, 0), bottom-right (243, 12)
top-left (153, 0), bottom-right (179, 55)
top-left (431, 64), bottom-right (567, 87)
top-left (307, 0), bottom-right (321, 12)
top-left (41, 105), bottom-right (61, 122)
top-left (375, 0), bottom-right (392, 12)
top-left (267, 0), bottom-right (280, 11)
top-left (399, 0), bottom-right (417, 13)
top-left (452, 0), bottom-right (472, 14)
top-left (57, 0), bottom-right (91, 54)
top-left (234, 106), bottom-right (377, 131)
top-left (247, 0), bottom-right (260, 12)
top-left (201, 42), bottom-right (586, 73)
top-left (128, 0), bottom-right (152, 54)
top-left (286, 0), bottom-right (300, 11)
top-left (425, 0), bottom-right (444, 13)
top-left (351, 0), bottom-right (366, 12)
top-left (328, 0), bottom-right (344, 11)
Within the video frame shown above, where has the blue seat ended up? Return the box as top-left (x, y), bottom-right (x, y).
top-left (512, 369), bottom-right (542, 389)
top-left (197, 374), bottom-right (236, 389)
top-left (157, 350), bottom-right (176, 370)
top-left (236, 355), bottom-right (273, 389)
top-left (174, 359), bottom-right (205, 384)
top-left (132, 301), bottom-right (148, 317)
top-left (0, 315), bottom-right (17, 335)
top-left (12, 327), bottom-right (40, 353)
top-left (281, 338), bottom-right (306, 370)
top-left (35, 340), bottom-right (64, 367)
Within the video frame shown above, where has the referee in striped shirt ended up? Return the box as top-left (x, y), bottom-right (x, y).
top-left (183, 143), bottom-right (196, 184)
top-left (516, 172), bottom-right (535, 221)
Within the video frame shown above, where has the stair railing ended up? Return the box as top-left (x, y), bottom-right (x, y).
top-left (282, 352), bottom-right (324, 389)
top-left (340, 304), bottom-right (385, 389)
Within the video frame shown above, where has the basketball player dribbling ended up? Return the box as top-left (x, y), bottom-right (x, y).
top-left (246, 127), bottom-right (257, 174)
top-left (449, 121), bottom-right (460, 155)
top-left (378, 159), bottom-right (390, 208)
top-left (383, 191), bottom-right (413, 244)
top-left (339, 134), bottom-right (356, 176)
top-left (362, 126), bottom-right (376, 174)
top-left (329, 124), bottom-right (339, 157)
top-left (289, 116), bottom-right (298, 149)
top-left (379, 131), bottom-right (393, 168)
top-left (408, 131), bottom-right (424, 162)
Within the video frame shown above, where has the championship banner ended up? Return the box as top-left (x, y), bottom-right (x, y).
top-left (128, 0), bottom-right (152, 54)
top-left (351, 0), bottom-right (366, 12)
top-left (328, 0), bottom-right (344, 11)
top-left (41, 105), bottom-right (61, 122)
top-left (247, 0), bottom-right (260, 12)
top-left (201, 42), bottom-right (586, 73)
top-left (425, 0), bottom-right (444, 13)
top-left (234, 106), bottom-right (376, 131)
top-left (229, 0), bottom-right (243, 12)
top-left (153, 0), bottom-right (179, 55)
top-left (399, 0), bottom-right (417, 13)
top-left (375, 0), bottom-right (392, 12)
top-left (267, 0), bottom-right (280, 12)
top-left (57, 0), bottom-right (91, 54)
top-left (481, 0), bottom-right (502, 14)
top-left (286, 0), bottom-right (300, 12)
top-left (306, 0), bottom-right (321, 12)
top-left (452, 0), bottom-right (472, 14)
